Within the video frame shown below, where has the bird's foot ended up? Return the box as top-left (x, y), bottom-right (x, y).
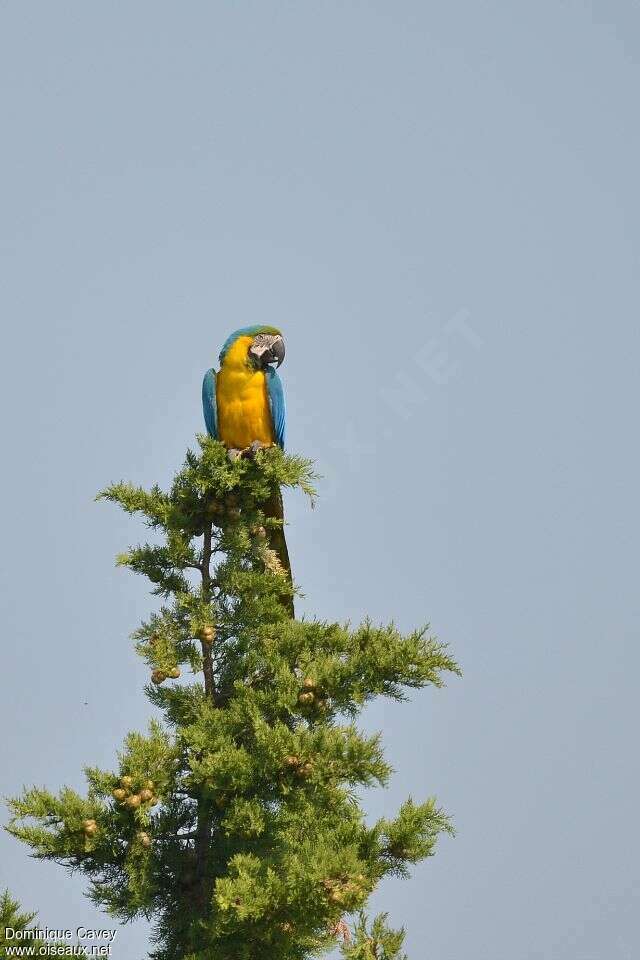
top-left (242, 440), bottom-right (270, 459)
top-left (227, 442), bottom-right (270, 463)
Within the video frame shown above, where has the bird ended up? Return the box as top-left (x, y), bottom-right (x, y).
top-left (202, 326), bottom-right (286, 454)
top-left (202, 326), bottom-right (293, 614)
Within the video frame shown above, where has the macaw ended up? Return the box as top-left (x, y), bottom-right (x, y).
top-left (202, 326), bottom-right (293, 613)
top-left (202, 326), bottom-right (286, 453)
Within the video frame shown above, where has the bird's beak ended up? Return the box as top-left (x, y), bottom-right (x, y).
top-left (249, 334), bottom-right (286, 369)
top-left (268, 335), bottom-right (285, 368)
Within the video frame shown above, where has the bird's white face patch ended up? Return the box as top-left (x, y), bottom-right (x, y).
top-left (248, 332), bottom-right (285, 369)
top-left (250, 333), bottom-right (276, 357)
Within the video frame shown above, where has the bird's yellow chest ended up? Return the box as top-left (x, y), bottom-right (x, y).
top-left (216, 338), bottom-right (274, 449)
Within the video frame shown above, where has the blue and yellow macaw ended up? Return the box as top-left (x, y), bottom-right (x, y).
top-left (202, 326), bottom-right (293, 613)
top-left (202, 326), bottom-right (286, 454)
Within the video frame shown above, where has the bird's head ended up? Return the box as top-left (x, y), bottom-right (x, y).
top-left (219, 325), bottom-right (286, 370)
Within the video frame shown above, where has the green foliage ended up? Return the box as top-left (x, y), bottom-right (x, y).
top-left (0, 891), bottom-right (69, 957)
top-left (341, 913), bottom-right (407, 960)
top-left (6, 438), bottom-right (459, 959)
top-left (1, 890), bottom-right (38, 956)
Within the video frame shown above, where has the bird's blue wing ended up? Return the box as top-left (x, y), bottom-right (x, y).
top-left (266, 367), bottom-right (286, 449)
top-left (202, 368), bottom-right (218, 439)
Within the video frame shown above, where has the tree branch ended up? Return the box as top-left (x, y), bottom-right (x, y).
top-left (195, 516), bottom-right (215, 916)
top-left (200, 519), bottom-right (215, 705)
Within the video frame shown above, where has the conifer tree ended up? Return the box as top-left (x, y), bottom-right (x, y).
top-left (0, 892), bottom-right (66, 957)
top-left (6, 438), bottom-right (459, 959)
top-left (1, 890), bottom-right (40, 956)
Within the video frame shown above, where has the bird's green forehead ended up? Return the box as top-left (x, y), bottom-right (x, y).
top-left (254, 325), bottom-right (282, 336)
top-left (219, 325), bottom-right (282, 360)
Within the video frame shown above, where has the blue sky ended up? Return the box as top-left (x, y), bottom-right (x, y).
top-left (1, 3), bottom-right (638, 958)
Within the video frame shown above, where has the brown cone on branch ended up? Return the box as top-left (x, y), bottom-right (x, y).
top-left (329, 920), bottom-right (351, 943)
